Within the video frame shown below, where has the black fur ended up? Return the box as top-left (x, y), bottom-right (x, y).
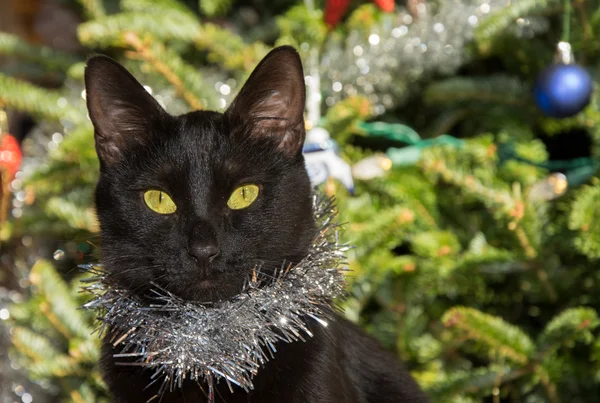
top-left (85, 46), bottom-right (429, 403)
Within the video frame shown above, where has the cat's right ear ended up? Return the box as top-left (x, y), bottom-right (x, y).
top-left (85, 55), bottom-right (165, 167)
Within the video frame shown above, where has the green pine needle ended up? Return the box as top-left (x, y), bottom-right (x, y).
top-left (0, 33), bottom-right (79, 71)
top-left (0, 74), bottom-right (83, 123)
top-left (442, 307), bottom-right (535, 365)
top-left (569, 183), bottom-right (600, 259)
top-left (539, 307), bottom-right (599, 353)
top-left (474, 0), bottom-right (562, 54)
top-left (29, 260), bottom-right (94, 340)
top-left (11, 326), bottom-right (61, 361)
top-left (424, 76), bottom-right (530, 107)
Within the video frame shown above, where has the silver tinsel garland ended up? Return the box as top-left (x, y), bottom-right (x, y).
top-left (81, 193), bottom-right (348, 398)
top-left (316, 0), bottom-right (527, 115)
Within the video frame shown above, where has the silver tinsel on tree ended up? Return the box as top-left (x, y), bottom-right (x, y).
top-left (317, 0), bottom-right (511, 115)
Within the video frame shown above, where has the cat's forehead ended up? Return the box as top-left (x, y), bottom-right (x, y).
top-left (155, 111), bottom-right (279, 185)
top-left (175, 111), bottom-right (224, 152)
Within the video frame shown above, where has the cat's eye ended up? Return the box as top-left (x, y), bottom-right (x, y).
top-left (227, 184), bottom-right (259, 210)
top-left (143, 190), bottom-right (177, 214)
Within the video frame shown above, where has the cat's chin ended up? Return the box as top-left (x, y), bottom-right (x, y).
top-left (187, 288), bottom-right (238, 304)
top-left (198, 279), bottom-right (214, 288)
top-left (167, 275), bottom-right (246, 304)
top-left (194, 279), bottom-right (228, 301)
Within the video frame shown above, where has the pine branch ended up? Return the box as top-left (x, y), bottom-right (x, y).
top-left (0, 74), bottom-right (83, 123)
top-left (529, 261), bottom-right (558, 302)
top-left (276, 4), bottom-right (328, 49)
top-left (26, 161), bottom-right (95, 196)
top-left (442, 307), bottom-right (535, 365)
top-left (474, 0), bottom-right (562, 54)
top-left (366, 170), bottom-right (439, 228)
top-left (77, 0), bottom-right (106, 20)
top-left (69, 338), bottom-right (101, 363)
top-left (349, 203), bottom-right (417, 255)
top-left (11, 326), bottom-right (61, 361)
top-left (535, 365), bottom-right (561, 403)
top-left (123, 33), bottom-right (209, 110)
top-left (199, 0), bottom-right (234, 17)
top-left (18, 212), bottom-right (90, 238)
top-left (28, 355), bottom-right (84, 378)
top-left (10, 265), bottom-right (106, 397)
top-left (23, 137), bottom-right (97, 235)
top-left (0, 33), bottom-right (79, 71)
top-left (1, 62), bottom-right (58, 82)
top-left (48, 125), bottom-right (97, 168)
top-left (194, 23), bottom-right (270, 72)
top-left (460, 235), bottom-right (517, 274)
top-left (39, 301), bottom-right (74, 340)
top-left (323, 96), bottom-right (372, 143)
top-left (67, 62), bottom-right (87, 81)
top-left (411, 230), bottom-right (461, 259)
top-left (29, 260), bottom-right (94, 340)
top-left (569, 183), bottom-right (600, 259)
top-left (538, 307), bottom-right (599, 353)
top-left (69, 383), bottom-right (98, 403)
top-left (573, 0), bottom-right (593, 43)
top-left (25, 126), bottom-right (98, 199)
top-left (427, 366), bottom-right (529, 398)
top-left (121, 0), bottom-right (196, 16)
top-left (45, 196), bottom-right (99, 233)
top-left (419, 140), bottom-right (557, 299)
top-left (420, 152), bottom-right (537, 259)
top-left (424, 76), bottom-right (530, 107)
top-left (78, 11), bottom-right (201, 47)
top-left (78, 1), bottom-right (269, 75)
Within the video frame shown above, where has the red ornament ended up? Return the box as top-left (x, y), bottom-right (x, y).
top-left (373, 0), bottom-right (395, 13)
top-left (0, 134), bottom-right (22, 179)
top-left (325, 0), bottom-right (395, 27)
top-left (324, 0), bottom-right (351, 27)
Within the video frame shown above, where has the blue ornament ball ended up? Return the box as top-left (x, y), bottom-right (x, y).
top-left (534, 63), bottom-right (593, 118)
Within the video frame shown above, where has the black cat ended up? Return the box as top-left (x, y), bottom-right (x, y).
top-left (85, 46), bottom-right (429, 403)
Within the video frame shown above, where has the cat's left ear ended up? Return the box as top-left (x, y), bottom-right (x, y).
top-left (225, 46), bottom-right (306, 157)
top-left (85, 55), bottom-right (166, 167)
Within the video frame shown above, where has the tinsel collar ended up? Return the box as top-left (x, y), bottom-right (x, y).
top-left (81, 193), bottom-right (348, 398)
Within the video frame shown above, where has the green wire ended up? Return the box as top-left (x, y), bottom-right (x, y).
top-left (357, 121), bottom-right (465, 166)
top-left (358, 120), bottom-right (599, 186)
top-left (562, 0), bottom-right (571, 43)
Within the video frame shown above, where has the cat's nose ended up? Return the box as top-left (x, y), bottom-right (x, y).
top-left (188, 243), bottom-right (220, 264)
top-left (188, 219), bottom-right (220, 265)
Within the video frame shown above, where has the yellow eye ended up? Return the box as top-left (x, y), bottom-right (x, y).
top-left (143, 190), bottom-right (177, 214)
top-left (227, 184), bottom-right (259, 210)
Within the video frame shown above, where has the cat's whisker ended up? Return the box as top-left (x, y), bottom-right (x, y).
top-left (110, 265), bottom-right (164, 277)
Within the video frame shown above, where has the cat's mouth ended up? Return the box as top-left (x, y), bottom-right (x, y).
top-left (151, 260), bottom-right (255, 304)
top-left (123, 257), bottom-right (295, 305)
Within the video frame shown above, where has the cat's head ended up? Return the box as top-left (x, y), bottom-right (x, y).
top-left (85, 46), bottom-right (315, 302)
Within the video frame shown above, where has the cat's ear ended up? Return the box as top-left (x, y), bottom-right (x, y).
top-left (85, 55), bottom-right (165, 166)
top-left (225, 46), bottom-right (306, 157)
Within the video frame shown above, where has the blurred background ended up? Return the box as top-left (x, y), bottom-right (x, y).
top-left (1, 0), bottom-right (600, 402)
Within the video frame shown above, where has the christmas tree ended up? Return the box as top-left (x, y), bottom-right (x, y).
top-left (1, 0), bottom-right (599, 401)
